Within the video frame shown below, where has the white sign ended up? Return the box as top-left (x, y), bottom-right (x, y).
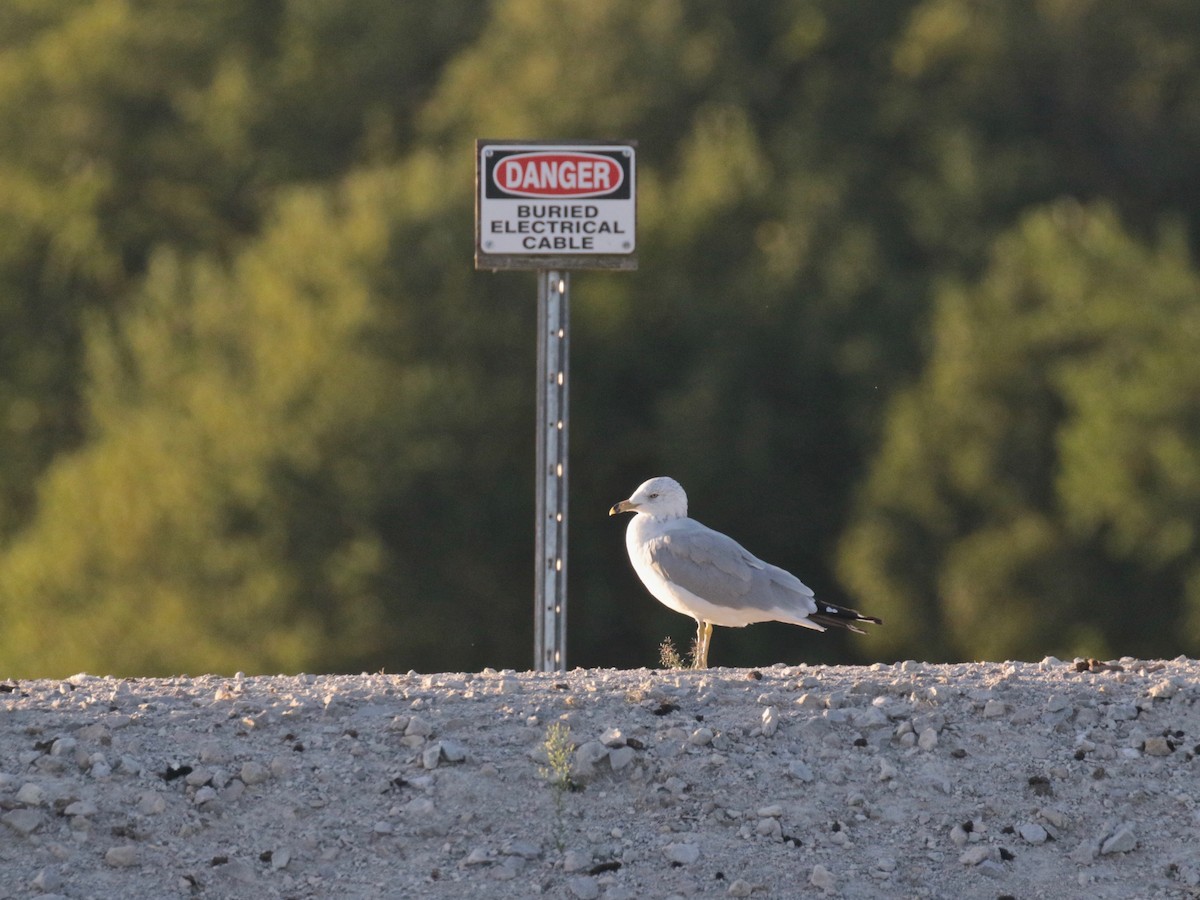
top-left (476, 141), bottom-right (636, 269)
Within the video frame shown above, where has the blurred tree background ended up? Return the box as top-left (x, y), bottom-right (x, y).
top-left (1, 0), bottom-right (1198, 676)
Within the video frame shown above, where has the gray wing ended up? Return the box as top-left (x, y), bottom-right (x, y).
top-left (642, 519), bottom-right (817, 617)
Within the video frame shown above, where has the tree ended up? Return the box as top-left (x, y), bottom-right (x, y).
top-left (839, 201), bottom-right (1200, 662)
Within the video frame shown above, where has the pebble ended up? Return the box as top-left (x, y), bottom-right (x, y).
top-left (405, 715), bottom-right (433, 738)
top-left (104, 845), bottom-right (138, 867)
top-left (917, 728), bottom-right (938, 751)
top-left (63, 799), bottom-right (98, 817)
top-left (787, 760), bottom-right (814, 782)
top-left (462, 847), bottom-right (491, 866)
top-left (240, 761), bottom-right (271, 784)
top-left (728, 878), bottom-right (753, 896)
top-left (609, 746), bottom-right (636, 771)
top-left (688, 727), bottom-right (714, 746)
top-left (31, 866), bottom-right (62, 892)
top-left (1143, 736), bottom-right (1173, 757)
top-left (563, 849), bottom-right (591, 872)
top-left (566, 875), bottom-right (600, 900)
top-left (137, 791), bottom-right (167, 815)
top-left (761, 706), bottom-right (780, 737)
top-left (982, 699), bottom-right (1007, 718)
top-left (16, 782), bottom-right (45, 806)
top-left (599, 727), bottom-right (626, 747)
top-left (664, 842), bottom-right (700, 865)
top-left (1018, 822), bottom-right (1048, 844)
top-left (574, 740), bottom-right (610, 775)
top-left (959, 845), bottom-right (996, 866)
top-left (1101, 823), bottom-right (1137, 855)
top-left (2, 809), bottom-right (42, 835)
top-left (440, 738), bottom-right (467, 762)
top-left (810, 863), bottom-right (835, 893)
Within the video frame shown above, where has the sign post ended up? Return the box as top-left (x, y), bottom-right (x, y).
top-left (476, 140), bottom-right (637, 672)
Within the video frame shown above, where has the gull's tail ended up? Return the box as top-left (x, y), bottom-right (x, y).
top-left (808, 602), bottom-right (882, 635)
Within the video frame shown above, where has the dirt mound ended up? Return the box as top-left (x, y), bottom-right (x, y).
top-left (0, 658), bottom-right (1196, 898)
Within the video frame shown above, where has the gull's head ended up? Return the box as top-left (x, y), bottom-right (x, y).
top-left (609, 476), bottom-right (688, 520)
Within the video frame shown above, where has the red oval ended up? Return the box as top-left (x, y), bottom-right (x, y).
top-left (493, 152), bottom-right (623, 198)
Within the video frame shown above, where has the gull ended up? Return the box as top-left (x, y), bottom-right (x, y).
top-left (609, 476), bottom-right (881, 668)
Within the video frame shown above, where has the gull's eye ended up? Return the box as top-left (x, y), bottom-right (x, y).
top-left (648, 492), bottom-right (660, 500)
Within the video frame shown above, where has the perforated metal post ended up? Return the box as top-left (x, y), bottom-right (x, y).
top-left (534, 270), bottom-right (569, 672)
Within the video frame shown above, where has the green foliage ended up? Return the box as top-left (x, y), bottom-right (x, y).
top-left (1, 1), bottom-right (1200, 674)
top-left (840, 201), bottom-right (1200, 661)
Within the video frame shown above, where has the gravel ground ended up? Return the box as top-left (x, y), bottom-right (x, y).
top-left (1, 658), bottom-right (1199, 899)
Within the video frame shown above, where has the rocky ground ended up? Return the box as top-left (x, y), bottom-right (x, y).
top-left (1, 658), bottom-right (1199, 899)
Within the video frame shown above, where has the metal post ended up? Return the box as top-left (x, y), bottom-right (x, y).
top-left (534, 270), bottom-right (569, 672)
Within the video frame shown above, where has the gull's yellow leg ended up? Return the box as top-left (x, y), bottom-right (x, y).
top-left (693, 619), bottom-right (705, 669)
top-left (700, 621), bottom-right (713, 668)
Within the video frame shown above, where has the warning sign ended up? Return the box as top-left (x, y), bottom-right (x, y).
top-left (476, 140), bottom-right (637, 270)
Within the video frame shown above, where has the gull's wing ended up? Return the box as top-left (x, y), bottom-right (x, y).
top-left (639, 518), bottom-right (818, 619)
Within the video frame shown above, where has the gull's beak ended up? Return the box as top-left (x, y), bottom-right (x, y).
top-left (609, 499), bottom-right (636, 516)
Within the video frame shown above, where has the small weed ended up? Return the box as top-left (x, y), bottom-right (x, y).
top-left (539, 722), bottom-right (574, 791)
top-left (539, 722), bottom-right (575, 851)
top-left (659, 636), bottom-right (689, 670)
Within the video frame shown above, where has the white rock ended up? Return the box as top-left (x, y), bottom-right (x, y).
top-left (727, 878), bottom-right (753, 897)
top-left (1019, 823), bottom-right (1048, 844)
top-left (462, 847), bottom-right (491, 866)
top-left (599, 727), bottom-right (626, 747)
top-left (503, 839), bottom-right (542, 860)
top-left (185, 768), bottom-right (213, 787)
top-left (104, 845), bottom-right (138, 867)
top-left (137, 791), bottom-right (167, 815)
top-left (31, 866), bottom-right (62, 892)
top-left (562, 849), bottom-right (591, 872)
top-left (1148, 679), bottom-right (1179, 699)
top-left (566, 876), bottom-right (600, 900)
top-left (982, 699), bottom-right (1007, 717)
top-left (959, 845), bottom-right (995, 866)
top-left (918, 728), bottom-right (938, 751)
top-left (422, 743), bottom-right (443, 769)
top-left (440, 738), bottom-right (467, 762)
top-left (761, 706), bottom-right (780, 737)
top-left (688, 727), bottom-right (714, 746)
top-left (1044, 694), bottom-right (1072, 713)
top-left (240, 761), bottom-right (271, 785)
top-left (63, 800), bottom-right (98, 818)
top-left (50, 737), bottom-right (77, 757)
top-left (1101, 823), bottom-right (1137, 855)
top-left (609, 746), bottom-right (636, 772)
top-left (16, 783), bottom-right (50, 811)
top-left (1038, 807), bottom-right (1068, 829)
top-left (1143, 736), bottom-right (1173, 757)
top-left (2, 809), bottom-right (42, 835)
top-left (853, 706), bottom-right (890, 728)
top-left (664, 842), bottom-right (700, 865)
top-left (810, 863), bottom-right (835, 892)
top-left (406, 715), bottom-right (433, 738)
top-left (755, 817), bottom-right (782, 838)
top-left (573, 740), bottom-right (610, 775)
top-left (757, 804), bottom-right (783, 818)
top-left (787, 760), bottom-right (814, 782)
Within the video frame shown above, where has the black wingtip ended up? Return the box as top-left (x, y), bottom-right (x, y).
top-left (809, 603), bottom-right (882, 633)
